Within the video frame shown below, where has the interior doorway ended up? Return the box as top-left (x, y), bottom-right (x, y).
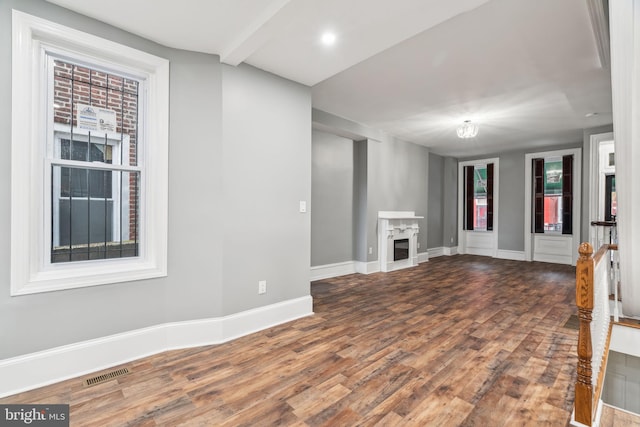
top-left (589, 132), bottom-right (615, 248)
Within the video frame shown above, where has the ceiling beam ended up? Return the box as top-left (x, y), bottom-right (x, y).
top-left (220, 0), bottom-right (297, 66)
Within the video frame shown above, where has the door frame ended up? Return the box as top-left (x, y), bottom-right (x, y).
top-left (588, 132), bottom-right (615, 246)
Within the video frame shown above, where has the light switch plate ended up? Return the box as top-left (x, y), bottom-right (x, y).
top-left (299, 201), bottom-right (307, 213)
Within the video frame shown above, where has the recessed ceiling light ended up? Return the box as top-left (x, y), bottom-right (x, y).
top-left (321, 32), bottom-right (336, 46)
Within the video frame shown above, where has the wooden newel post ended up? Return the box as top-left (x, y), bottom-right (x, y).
top-left (575, 242), bottom-right (594, 425)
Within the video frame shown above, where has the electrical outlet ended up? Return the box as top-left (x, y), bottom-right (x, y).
top-left (450, 237), bottom-right (454, 244)
top-left (417, 242), bottom-right (420, 249)
top-left (299, 201), bottom-right (307, 213)
top-left (368, 247), bottom-right (373, 255)
top-left (258, 280), bottom-right (267, 294)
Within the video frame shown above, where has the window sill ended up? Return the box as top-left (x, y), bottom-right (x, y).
top-left (11, 256), bottom-right (167, 296)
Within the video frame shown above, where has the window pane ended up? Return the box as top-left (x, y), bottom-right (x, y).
top-left (59, 165), bottom-right (112, 199)
top-left (473, 166), bottom-right (487, 231)
top-left (52, 166), bottom-right (139, 263)
top-left (611, 176), bottom-right (617, 218)
top-left (544, 159), bottom-right (563, 232)
top-left (51, 58), bottom-right (140, 263)
top-left (544, 195), bottom-right (562, 232)
top-left (605, 175), bottom-right (617, 221)
top-left (60, 139), bottom-right (114, 199)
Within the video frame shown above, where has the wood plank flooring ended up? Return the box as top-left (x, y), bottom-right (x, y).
top-left (0, 255), bottom-right (579, 426)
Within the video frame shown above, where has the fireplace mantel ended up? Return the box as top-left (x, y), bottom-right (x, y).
top-left (378, 211), bottom-right (423, 272)
top-left (378, 211), bottom-right (424, 220)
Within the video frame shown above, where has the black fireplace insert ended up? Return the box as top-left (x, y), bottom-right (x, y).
top-left (393, 238), bottom-right (409, 261)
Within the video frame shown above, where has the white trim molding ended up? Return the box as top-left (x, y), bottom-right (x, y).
top-left (11, 11), bottom-right (169, 295)
top-left (310, 261), bottom-right (356, 281)
top-left (424, 247), bottom-right (459, 258)
top-left (418, 251), bottom-right (430, 263)
top-left (355, 260), bottom-right (380, 274)
top-left (496, 249), bottom-right (526, 261)
top-left (427, 247), bottom-right (444, 258)
top-left (444, 246), bottom-right (458, 256)
top-left (0, 296), bottom-right (313, 398)
top-left (587, 0), bottom-right (611, 69)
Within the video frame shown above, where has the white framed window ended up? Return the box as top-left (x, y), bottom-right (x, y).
top-left (11, 11), bottom-right (169, 295)
top-left (524, 147), bottom-right (581, 265)
top-left (457, 157), bottom-right (499, 258)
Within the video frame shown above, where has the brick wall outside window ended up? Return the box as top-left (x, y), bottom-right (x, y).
top-left (53, 60), bottom-right (139, 244)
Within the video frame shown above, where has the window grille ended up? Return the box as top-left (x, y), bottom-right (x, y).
top-left (50, 59), bottom-right (140, 263)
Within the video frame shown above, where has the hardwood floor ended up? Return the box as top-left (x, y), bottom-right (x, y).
top-left (1, 255), bottom-right (579, 426)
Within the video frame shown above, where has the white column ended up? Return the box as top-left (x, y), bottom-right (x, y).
top-left (610, 0), bottom-right (640, 316)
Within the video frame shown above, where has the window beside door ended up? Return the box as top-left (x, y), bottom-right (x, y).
top-left (532, 155), bottom-right (573, 235)
top-left (457, 157), bottom-right (499, 258)
top-left (463, 163), bottom-right (494, 231)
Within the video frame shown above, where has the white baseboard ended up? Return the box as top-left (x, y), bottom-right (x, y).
top-left (310, 261), bottom-right (356, 281)
top-left (444, 246), bottom-right (458, 256)
top-left (533, 254), bottom-right (572, 265)
top-left (465, 248), bottom-right (495, 257)
top-left (424, 247), bottom-right (459, 259)
top-left (496, 249), bottom-right (526, 261)
top-left (418, 251), bottom-right (430, 263)
top-left (355, 260), bottom-right (380, 274)
top-left (426, 248), bottom-right (441, 259)
top-left (0, 296), bottom-right (313, 399)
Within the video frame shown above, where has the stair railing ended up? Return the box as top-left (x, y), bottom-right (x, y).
top-left (573, 242), bottom-right (616, 426)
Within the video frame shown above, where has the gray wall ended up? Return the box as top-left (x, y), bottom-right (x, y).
top-left (497, 151), bottom-right (526, 251)
top-left (442, 157), bottom-right (458, 247)
top-left (427, 154), bottom-right (444, 248)
top-left (310, 131), bottom-right (354, 266)
top-left (311, 130), bottom-right (430, 265)
top-left (221, 63), bottom-right (311, 315)
top-left (426, 154), bottom-right (457, 250)
top-left (365, 139), bottom-right (429, 262)
top-left (0, 0), bottom-right (311, 358)
top-left (166, 49), bottom-right (224, 321)
top-left (354, 140), bottom-right (369, 262)
top-left (602, 351), bottom-right (640, 414)
top-left (311, 113), bottom-right (430, 265)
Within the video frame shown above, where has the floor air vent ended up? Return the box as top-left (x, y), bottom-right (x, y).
top-left (83, 367), bottom-right (130, 387)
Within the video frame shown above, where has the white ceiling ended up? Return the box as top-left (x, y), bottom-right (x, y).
top-left (46, 0), bottom-right (612, 157)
